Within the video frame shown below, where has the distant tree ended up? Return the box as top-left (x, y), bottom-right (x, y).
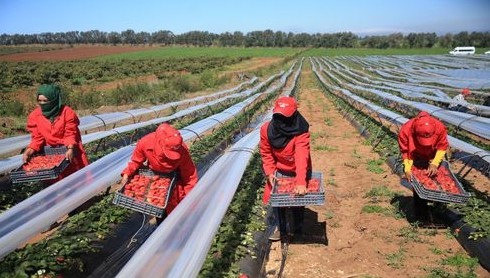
top-left (361, 35), bottom-right (388, 48)
top-left (315, 33), bottom-right (334, 48)
top-left (10, 34), bottom-right (24, 45)
top-left (245, 31), bottom-right (262, 47)
top-left (468, 31), bottom-right (489, 47)
top-left (218, 32), bottom-right (233, 46)
top-left (92, 30), bottom-right (108, 44)
top-left (405, 32), bottom-right (433, 48)
top-left (1, 29), bottom-right (489, 49)
top-left (438, 33), bottom-right (454, 48)
top-left (80, 30), bottom-right (100, 44)
top-left (37, 32), bottom-right (53, 44)
top-left (135, 31), bottom-right (151, 44)
top-left (151, 30), bottom-right (175, 45)
top-left (422, 32), bottom-right (437, 47)
top-left (107, 32), bottom-right (122, 45)
top-left (387, 33), bottom-right (404, 48)
top-left (295, 33), bottom-right (313, 47)
top-left (233, 31), bottom-right (245, 46)
top-left (262, 29), bottom-right (275, 47)
top-left (407, 33), bottom-right (421, 48)
top-left (121, 29), bottom-right (137, 45)
top-left (0, 34), bottom-right (9, 45)
top-left (274, 31), bottom-right (287, 47)
top-left (178, 31), bottom-right (215, 46)
top-left (285, 32), bottom-right (295, 47)
top-left (338, 32), bottom-right (357, 48)
top-left (65, 31), bottom-right (81, 44)
top-left (334, 33), bottom-right (343, 48)
top-left (453, 31), bottom-right (470, 46)
top-left (22, 34), bottom-right (38, 44)
top-left (482, 32), bottom-right (490, 47)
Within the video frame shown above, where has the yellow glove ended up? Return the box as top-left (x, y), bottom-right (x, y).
top-left (403, 159), bottom-right (413, 173)
top-left (430, 150), bottom-right (446, 167)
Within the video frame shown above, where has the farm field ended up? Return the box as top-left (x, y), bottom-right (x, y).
top-left (264, 62), bottom-right (489, 277)
top-left (95, 46), bottom-right (305, 60)
top-left (2, 45), bottom-right (475, 62)
top-left (0, 46), bottom-right (489, 277)
top-left (0, 46), bottom-right (293, 138)
top-left (0, 45), bottom-right (155, 61)
top-left (0, 45), bottom-right (305, 61)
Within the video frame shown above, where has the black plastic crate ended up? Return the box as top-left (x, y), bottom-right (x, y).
top-left (270, 171), bottom-right (324, 207)
top-left (113, 168), bottom-right (177, 218)
top-left (411, 161), bottom-right (471, 204)
top-left (10, 146), bottom-right (70, 184)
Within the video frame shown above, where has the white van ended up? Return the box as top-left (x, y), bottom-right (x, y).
top-left (449, 46), bottom-right (475, 55)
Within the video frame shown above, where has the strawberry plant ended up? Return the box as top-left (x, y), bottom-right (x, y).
top-left (0, 196), bottom-right (129, 277)
top-left (199, 153), bottom-right (266, 277)
top-left (451, 196), bottom-right (490, 240)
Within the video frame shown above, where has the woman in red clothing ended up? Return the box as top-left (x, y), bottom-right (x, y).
top-left (398, 111), bottom-right (449, 220)
top-left (22, 84), bottom-right (89, 180)
top-left (259, 96), bottom-right (312, 241)
top-left (120, 123), bottom-right (198, 222)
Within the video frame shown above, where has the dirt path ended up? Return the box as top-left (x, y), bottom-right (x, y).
top-left (264, 63), bottom-right (488, 277)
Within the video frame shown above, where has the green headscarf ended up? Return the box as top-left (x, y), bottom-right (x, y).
top-left (37, 84), bottom-right (62, 121)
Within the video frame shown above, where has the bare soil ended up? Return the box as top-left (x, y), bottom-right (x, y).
top-left (263, 65), bottom-right (489, 277)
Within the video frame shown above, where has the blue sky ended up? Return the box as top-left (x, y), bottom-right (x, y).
top-left (0, 0), bottom-right (489, 36)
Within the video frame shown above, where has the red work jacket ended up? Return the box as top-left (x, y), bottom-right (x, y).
top-left (398, 117), bottom-right (449, 162)
top-left (26, 106), bottom-right (89, 178)
top-left (259, 121), bottom-right (312, 204)
top-left (121, 132), bottom-right (198, 214)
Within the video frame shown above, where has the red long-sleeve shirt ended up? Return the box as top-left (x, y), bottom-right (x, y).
top-left (26, 106), bottom-right (89, 178)
top-left (259, 121), bottom-right (312, 204)
top-left (121, 132), bottom-right (198, 214)
top-left (398, 117), bottom-right (448, 162)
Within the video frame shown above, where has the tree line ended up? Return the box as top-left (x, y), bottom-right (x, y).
top-left (1, 29), bottom-right (489, 48)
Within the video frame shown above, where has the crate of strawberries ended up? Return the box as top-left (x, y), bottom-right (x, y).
top-left (410, 161), bottom-right (470, 204)
top-left (10, 146), bottom-right (70, 184)
top-left (112, 168), bottom-right (177, 218)
top-left (270, 171), bottom-right (324, 207)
